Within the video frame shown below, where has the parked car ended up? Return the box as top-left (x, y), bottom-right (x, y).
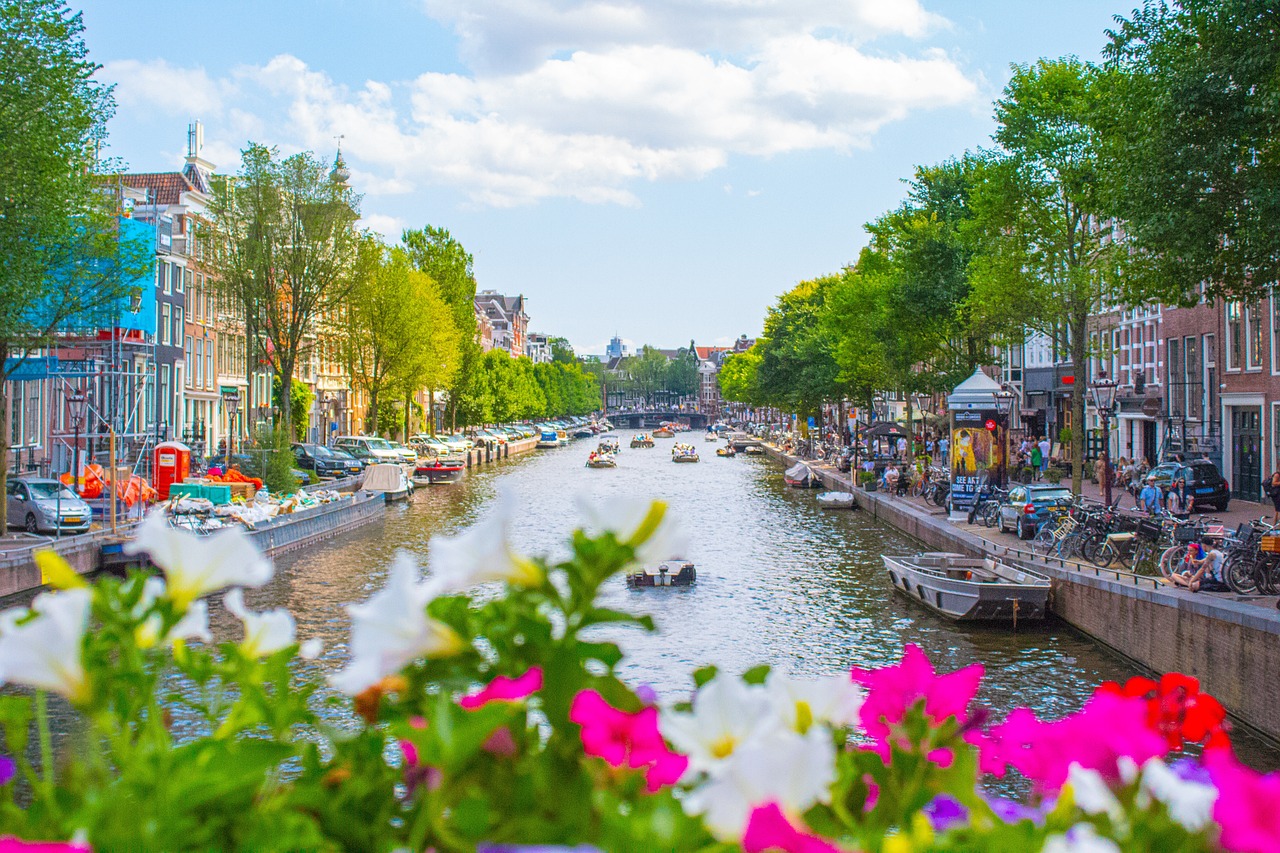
top-left (385, 440), bottom-right (418, 464)
top-left (998, 484), bottom-right (1074, 539)
top-left (333, 436), bottom-right (402, 464)
top-left (292, 443), bottom-right (363, 478)
top-left (1147, 459), bottom-right (1230, 511)
top-left (5, 478), bottom-right (92, 535)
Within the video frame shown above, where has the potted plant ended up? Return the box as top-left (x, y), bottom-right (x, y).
top-left (1044, 466), bottom-right (1065, 485)
top-left (859, 470), bottom-right (878, 490)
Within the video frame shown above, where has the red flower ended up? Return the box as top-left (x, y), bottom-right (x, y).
top-left (1098, 673), bottom-right (1231, 752)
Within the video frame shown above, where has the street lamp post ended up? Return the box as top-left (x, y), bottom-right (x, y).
top-left (1091, 370), bottom-right (1119, 507)
top-left (993, 385), bottom-right (1016, 487)
top-left (62, 391), bottom-right (88, 541)
top-left (225, 394), bottom-right (240, 470)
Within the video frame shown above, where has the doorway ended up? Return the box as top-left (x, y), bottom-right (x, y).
top-left (1232, 407), bottom-right (1261, 500)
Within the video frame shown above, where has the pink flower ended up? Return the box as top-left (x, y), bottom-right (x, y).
top-left (986, 691), bottom-right (1167, 792)
top-left (459, 667), bottom-right (544, 710)
top-left (1206, 749), bottom-right (1280, 853)
top-left (482, 727), bottom-right (518, 757)
top-left (569, 689), bottom-right (688, 793)
top-left (850, 645), bottom-right (983, 760)
top-left (0, 840), bottom-right (90, 852)
top-left (742, 803), bottom-right (843, 853)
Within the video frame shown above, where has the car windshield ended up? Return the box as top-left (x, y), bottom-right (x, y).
top-left (366, 438), bottom-right (394, 450)
top-left (1032, 488), bottom-right (1072, 501)
top-left (1188, 463), bottom-right (1218, 480)
top-left (310, 445), bottom-right (332, 457)
top-left (27, 482), bottom-right (78, 501)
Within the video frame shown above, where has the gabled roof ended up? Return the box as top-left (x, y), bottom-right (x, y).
top-left (118, 171), bottom-right (199, 206)
top-left (695, 346), bottom-right (729, 360)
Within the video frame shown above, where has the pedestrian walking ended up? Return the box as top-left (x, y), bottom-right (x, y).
top-left (1266, 469), bottom-right (1280, 523)
top-left (1037, 435), bottom-right (1051, 478)
top-left (1029, 441), bottom-right (1043, 481)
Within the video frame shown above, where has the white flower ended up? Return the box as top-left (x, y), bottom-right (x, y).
top-left (135, 578), bottom-right (212, 647)
top-left (299, 638), bottom-right (324, 660)
top-left (766, 671), bottom-right (864, 734)
top-left (0, 588), bottom-right (91, 703)
top-left (1043, 823), bottom-right (1122, 853)
top-left (1138, 759), bottom-right (1218, 831)
top-left (1066, 764), bottom-right (1125, 822)
top-left (124, 510), bottom-right (273, 609)
top-left (662, 676), bottom-right (780, 774)
top-left (429, 490), bottom-right (542, 591)
top-left (682, 727), bottom-right (836, 841)
top-left (331, 552), bottom-right (464, 695)
top-left (575, 494), bottom-right (690, 565)
top-left (224, 588), bottom-right (297, 658)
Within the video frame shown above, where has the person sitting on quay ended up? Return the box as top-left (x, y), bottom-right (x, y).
top-left (883, 463), bottom-right (900, 495)
top-left (1170, 542), bottom-right (1227, 593)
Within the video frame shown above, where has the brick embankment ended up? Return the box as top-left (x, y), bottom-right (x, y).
top-left (763, 444), bottom-right (1280, 744)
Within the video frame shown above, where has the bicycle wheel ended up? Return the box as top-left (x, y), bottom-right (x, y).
top-left (1224, 552), bottom-right (1258, 595)
top-left (1079, 531), bottom-right (1105, 565)
top-left (1031, 525), bottom-right (1056, 556)
top-left (981, 502), bottom-right (1001, 528)
top-left (1089, 538), bottom-right (1116, 568)
top-left (1258, 557), bottom-right (1279, 595)
top-left (1158, 546), bottom-right (1182, 579)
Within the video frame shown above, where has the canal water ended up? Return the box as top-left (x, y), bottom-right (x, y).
top-left (249, 430), bottom-right (1278, 768)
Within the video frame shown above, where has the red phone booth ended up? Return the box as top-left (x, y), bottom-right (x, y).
top-left (153, 441), bottom-right (191, 500)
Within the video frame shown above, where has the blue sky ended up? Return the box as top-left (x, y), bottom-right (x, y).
top-left (83, 0), bottom-right (1128, 355)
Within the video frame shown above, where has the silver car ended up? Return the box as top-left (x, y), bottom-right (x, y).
top-left (6, 478), bottom-right (93, 535)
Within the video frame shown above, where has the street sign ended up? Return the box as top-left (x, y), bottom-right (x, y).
top-left (1141, 397), bottom-right (1161, 418)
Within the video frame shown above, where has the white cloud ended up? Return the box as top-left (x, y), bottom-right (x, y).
top-left (105, 3), bottom-right (977, 208)
top-left (362, 212), bottom-right (407, 240)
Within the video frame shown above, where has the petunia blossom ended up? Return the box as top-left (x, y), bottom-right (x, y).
top-left (1098, 673), bottom-right (1231, 752)
top-left (0, 755), bottom-right (13, 786)
top-left (682, 727), bottom-right (836, 841)
top-left (1042, 823), bottom-right (1122, 853)
top-left (850, 645), bottom-right (982, 761)
top-left (1138, 757), bottom-right (1218, 831)
top-left (135, 577), bottom-right (212, 648)
top-left (459, 667), bottom-right (544, 710)
top-left (742, 802), bottom-right (843, 853)
top-left (0, 838), bottom-right (91, 852)
top-left (662, 676), bottom-right (779, 773)
top-left (922, 794), bottom-right (969, 832)
top-left (124, 510), bottom-right (272, 610)
top-left (330, 553), bottom-right (464, 695)
top-left (569, 690), bottom-right (688, 793)
top-left (429, 490), bottom-right (543, 591)
top-left (223, 588), bottom-right (298, 658)
top-left (1205, 748), bottom-right (1280, 853)
top-left (765, 671), bottom-right (863, 735)
top-left (575, 495), bottom-right (690, 566)
top-left (0, 588), bottom-right (91, 704)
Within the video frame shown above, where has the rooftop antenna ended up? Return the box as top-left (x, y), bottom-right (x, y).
top-left (329, 134), bottom-right (350, 187)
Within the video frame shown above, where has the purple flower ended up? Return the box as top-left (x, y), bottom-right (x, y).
top-left (635, 683), bottom-right (659, 705)
top-left (1170, 757), bottom-right (1214, 786)
top-left (984, 794), bottom-right (1049, 825)
top-left (0, 755), bottom-right (13, 786)
top-left (923, 794), bottom-right (969, 831)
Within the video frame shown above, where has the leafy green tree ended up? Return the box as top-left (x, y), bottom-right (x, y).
top-left (717, 347), bottom-right (764, 407)
top-left (822, 255), bottom-right (893, 414)
top-left (393, 273), bottom-right (460, 438)
top-left (755, 278), bottom-right (843, 428)
top-left (272, 378), bottom-right (314, 441)
top-left (665, 342), bottom-right (699, 401)
top-left (549, 336), bottom-right (577, 364)
top-left (208, 144), bottom-right (362, 436)
top-left (624, 347), bottom-right (670, 406)
top-left (965, 59), bottom-right (1119, 493)
top-left (1098, 0), bottom-right (1280, 303)
top-left (341, 238), bottom-right (412, 435)
top-left (0, 0), bottom-right (150, 529)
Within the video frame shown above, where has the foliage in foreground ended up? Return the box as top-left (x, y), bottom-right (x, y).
top-left (0, 499), bottom-right (1274, 852)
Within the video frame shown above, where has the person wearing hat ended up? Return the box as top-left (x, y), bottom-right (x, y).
top-left (1138, 475), bottom-right (1163, 515)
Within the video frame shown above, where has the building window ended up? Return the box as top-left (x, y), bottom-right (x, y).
top-left (1272, 292), bottom-right (1280, 374)
top-left (185, 336), bottom-right (193, 380)
top-left (162, 304), bottom-right (171, 345)
top-left (163, 263), bottom-right (173, 295)
top-left (182, 268), bottom-right (191, 294)
top-left (1205, 334), bottom-right (1218, 428)
top-left (1227, 302), bottom-right (1243, 370)
top-left (1248, 301), bottom-right (1265, 369)
top-left (174, 307), bottom-right (183, 344)
top-left (1167, 338), bottom-right (1181, 417)
top-left (205, 341), bottom-right (213, 389)
top-left (159, 364), bottom-right (171, 429)
top-left (196, 338), bottom-right (203, 387)
top-left (1185, 336), bottom-right (1202, 420)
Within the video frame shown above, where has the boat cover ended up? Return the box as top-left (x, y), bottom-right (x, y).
top-left (785, 462), bottom-right (812, 480)
top-left (816, 491), bottom-right (855, 507)
top-left (362, 463), bottom-right (405, 492)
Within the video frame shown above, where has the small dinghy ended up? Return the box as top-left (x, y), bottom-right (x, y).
top-left (626, 559), bottom-right (696, 588)
top-left (362, 463), bottom-right (412, 502)
top-left (716, 446), bottom-right (736, 458)
top-left (631, 434), bottom-right (655, 448)
top-left (413, 460), bottom-right (464, 485)
top-left (742, 444), bottom-right (764, 455)
top-left (653, 427), bottom-right (675, 438)
top-left (816, 491), bottom-right (855, 509)
top-left (672, 443), bottom-right (699, 463)
top-left (881, 552), bottom-right (1050, 623)
top-left (586, 452), bottom-right (617, 468)
top-left (784, 462), bottom-right (819, 488)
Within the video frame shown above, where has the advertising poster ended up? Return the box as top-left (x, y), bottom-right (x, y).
top-left (949, 410), bottom-right (999, 511)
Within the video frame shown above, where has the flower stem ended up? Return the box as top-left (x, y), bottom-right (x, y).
top-left (35, 689), bottom-right (54, 797)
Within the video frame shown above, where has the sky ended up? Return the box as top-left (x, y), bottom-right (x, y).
top-left (82, 0), bottom-right (1130, 356)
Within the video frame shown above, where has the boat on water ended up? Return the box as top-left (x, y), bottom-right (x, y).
top-left (784, 462), bottom-right (819, 488)
top-left (816, 491), bottom-right (855, 509)
top-left (362, 463), bottom-right (412, 503)
top-left (626, 559), bottom-right (696, 588)
top-left (573, 427), bottom-right (595, 439)
top-left (536, 429), bottom-right (560, 448)
top-left (704, 432), bottom-right (719, 443)
top-left (631, 433), bottom-right (655, 448)
top-left (671, 443), bottom-right (699, 463)
top-left (881, 553), bottom-right (1050, 622)
top-left (586, 452), bottom-right (617, 468)
top-left (556, 429), bottom-right (570, 446)
top-left (653, 428), bottom-right (675, 438)
top-left (412, 460), bottom-right (465, 485)
top-left (598, 436), bottom-right (621, 454)
top-left (716, 446), bottom-right (736, 457)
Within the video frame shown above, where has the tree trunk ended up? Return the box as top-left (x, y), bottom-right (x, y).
top-left (278, 356), bottom-right (296, 440)
top-left (0, 345), bottom-right (10, 534)
top-left (1070, 308), bottom-right (1089, 495)
top-left (404, 388), bottom-right (412, 440)
top-left (428, 389), bottom-right (436, 436)
top-left (368, 385), bottom-right (380, 436)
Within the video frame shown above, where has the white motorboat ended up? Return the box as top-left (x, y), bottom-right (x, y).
top-left (881, 552), bottom-right (1050, 622)
top-left (816, 491), bottom-right (855, 509)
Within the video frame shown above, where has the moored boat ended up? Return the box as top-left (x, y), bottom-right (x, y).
top-left (536, 429), bottom-right (560, 448)
top-left (625, 559), bottom-right (696, 588)
top-left (413, 460), bottom-right (465, 485)
top-left (816, 491), bottom-right (855, 509)
top-left (784, 462), bottom-right (819, 488)
top-left (361, 463), bottom-right (412, 503)
top-left (881, 552), bottom-right (1050, 622)
top-left (715, 446), bottom-right (736, 457)
top-left (741, 444), bottom-right (764, 455)
top-left (704, 432), bottom-right (719, 442)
